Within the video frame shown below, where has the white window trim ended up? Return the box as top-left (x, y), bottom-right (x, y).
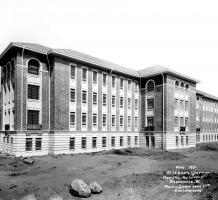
top-left (92, 70), bottom-right (98, 84)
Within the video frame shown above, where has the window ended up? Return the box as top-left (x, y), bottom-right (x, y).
top-left (82, 113), bottom-right (87, 126)
top-left (180, 100), bottom-right (184, 109)
top-left (103, 94), bottom-right (107, 106)
top-left (28, 59), bottom-right (40, 75)
top-left (103, 73), bottom-right (107, 86)
top-left (120, 78), bottom-right (124, 89)
top-left (175, 81), bottom-right (179, 87)
top-left (81, 137), bottom-right (86, 149)
top-left (135, 117), bottom-right (138, 128)
top-left (26, 138), bottom-right (32, 151)
top-left (112, 96), bottom-right (115, 107)
top-left (186, 136), bottom-right (188, 146)
top-left (135, 99), bottom-right (138, 110)
top-left (174, 99), bottom-right (179, 109)
top-left (185, 101), bottom-right (188, 110)
top-left (128, 136), bottom-right (131, 146)
top-left (70, 137), bottom-right (75, 150)
top-left (35, 138), bottom-right (42, 150)
top-left (11, 138), bottom-right (13, 145)
top-left (93, 92), bottom-right (97, 105)
top-left (120, 136), bottom-right (123, 146)
top-left (102, 114), bottom-right (107, 127)
top-left (147, 99), bottom-right (154, 109)
top-left (102, 137), bottom-right (107, 147)
top-left (82, 91), bottom-right (87, 103)
top-left (128, 98), bottom-right (131, 109)
top-left (92, 137), bottom-right (97, 148)
top-left (147, 80), bottom-right (154, 92)
top-left (128, 80), bottom-right (131, 91)
top-left (120, 115), bottom-right (124, 127)
top-left (70, 65), bottom-right (75, 79)
top-left (185, 84), bottom-right (189, 90)
top-left (185, 118), bottom-right (188, 127)
top-left (70, 89), bottom-right (75, 102)
top-left (93, 71), bottom-right (97, 84)
top-left (112, 76), bottom-right (116, 87)
top-left (82, 68), bottom-right (87, 82)
top-left (181, 136), bottom-right (184, 146)
top-left (135, 82), bottom-right (139, 92)
top-left (146, 136), bottom-right (150, 147)
top-left (180, 117), bottom-right (184, 127)
top-left (147, 117), bottom-right (154, 127)
top-left (111, 137), bottom-right (115, 147)
top-left (120, 97), bottom-right (124, 108)
top-left (128, 116), bottom-right (131, 127)
top-left (151, 136), bottom-right (155, 147)
top-left (176, 136), bottom-right (179, 147)
top-left (70, 112), bottom-right (75, 126)
top-left (28, 85), bottom-right (40, 100)
top-left (93, 113), bottom-right (97, 126)
top-left (27, 110), bottom-right (39, 125)
top-left (135, 136), bottom-right (138, 145)
top-left (111, 115), bottom-right (116, 127)
top-left (174, 117), bottom-right (178, 127)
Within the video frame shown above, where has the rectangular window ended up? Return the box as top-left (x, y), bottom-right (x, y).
top-left (174, 117), bottom-right (178, 127)
top-left (135, 82), bottom-right (139, 92)
top-left (176, 136), bottom-right (178, 147)
top-left (186, 136), bottom-right (189, 145)
top-left (111, 137), bottom-right (115, 147)
top-left (102, 114), bottom-right (107, 127)
top-left (112, 96), bottom-right (115, 107)
top-left (147, 98), bottom-right (154, 109)
top-left (181, 136), bottom-right (184, 146)
top-left (70, 137), bottom-right (75, 150)
top-left (70, 112), bottom-right (75, 126)
top-left (93, 113), bottom-right (97, 126)
top-left (147, 117), bottom-right (154, 127)
top-left (120, 136), bottom-right (123, 146)
top-left (26, 138), bottom-right (32, 151)
top-left (70, 65), bottom-right (75, 79)
top-left (27, 110), bottom-right (39, 125)
top-left (128, 136), bottom-right (131, 146)
top-left (102, 137), bottom-right (107, 147)
top-left (135, 99), bottom-right (138, 109)
top-left (175, 99), bottom-right (179, 109)
top-left (128, 116), bottom-right (131, 127)
top-left (82, 91), bottom-right (87, 103)
top-left (93, 92), bottom-right (97, 105)
top-left (82, 68), bottom-right (87, 82)
top-left (180, 100), bottom-right (184, 109)
top-left (103, 73), bottom-right (107, 86)
top-left (128, 80), bottom-right (131, 91)
top-left (120, 97), bottom-right (124, 108)
top-left (120, 78), bottom-right (124, 89)
top-left (81, 137), bottom-right (86, 149)
top-left (185, 101), bottom-right (188, 110)
top-left (112, 76), bottom-right (115, 87)
top-left (135, 117), bottom-right (138, 128)
top-left (120, 115), bottom-right (124, 126)
top-left (35, 138), bottom-right (42, 150)
top-left (111, 115), bottom-right (116, 127)
top-left (180, 117), bottom-right (184, 127)
top-left (128, 98), bottom-right (131, 108)
top-left (28, 84), bottom-right (39, 100)
top-left (135, 136), bottom-right (138, 145)
top-left (70, 89), bottom-right (75, 102)
top-left (185, 118), bottom-right (188, 127)
top-left (103, 94), bottom-right (107, 106)
top-left (93, 71), bottom-right (97, 84)
top-left (92, 137), bottom-right (97, 148)
top-left (82, 113), bottom-right (87, 126)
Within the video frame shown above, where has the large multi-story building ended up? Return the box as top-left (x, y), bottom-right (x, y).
top-left (0, 42), bottom-right (217, 157)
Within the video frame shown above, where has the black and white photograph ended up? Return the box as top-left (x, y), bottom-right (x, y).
top-left (0, 0), bottom-right (218, 199)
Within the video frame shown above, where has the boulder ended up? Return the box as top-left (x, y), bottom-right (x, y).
top-left (70, 179), bottom-right (91, 197)
top-left (89, 181), bottom-right (103, 194)
top-left (22, 157), bottom-right (34, 164)
top-left (49, 194), bottom-right (63, 200)
top-left (20, 194), bottom-right (37, 200)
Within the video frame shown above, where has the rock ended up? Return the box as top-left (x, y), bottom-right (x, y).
top-left (70, 179), bottom-right (91, 197)
top-left (89, 181), bottom-right (103, 194)
top-left (49, 194), bottom-right (63, 200)
top-left (22, 157), bottom-right (34, 164)
top-left (20, 194), bottom-right (37, 200)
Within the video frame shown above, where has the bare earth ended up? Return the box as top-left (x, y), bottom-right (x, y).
top-left (0, 143), bottom-right (218, 200)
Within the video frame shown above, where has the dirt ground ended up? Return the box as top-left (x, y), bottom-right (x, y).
top-left (0, 142), bottom-right (218, 200)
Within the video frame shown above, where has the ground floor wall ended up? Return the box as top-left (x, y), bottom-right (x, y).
top-left (0, 131), bottom-right (139, 157)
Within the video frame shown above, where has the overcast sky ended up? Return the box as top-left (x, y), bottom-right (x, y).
top-left (1, 0), bottom-right (218, 96)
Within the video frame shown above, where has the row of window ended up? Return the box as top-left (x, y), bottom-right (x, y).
top-left (174, 117), bottom-right (189, 127)
top-left (69, 136), bottom-right (138, 150)
top-left (202, 134), bottom-right (218, 142)
top-left (26, 138), bottom-right (42, 151)
top-left (176, 135), bottom-right (189, 146)
top-left (70, 65), bottom-right (139, 92)
top-left (174, 99), bottom-right (189, 110)
top-left (70, 112), bottom-right (138, 128)
top-left (175, 81), bottom-right (189, 90)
